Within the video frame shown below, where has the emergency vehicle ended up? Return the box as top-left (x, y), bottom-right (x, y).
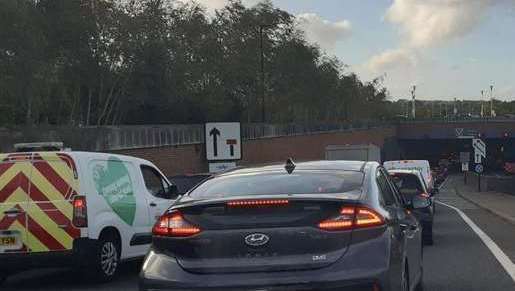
top-left (0, 149), bottom-right (178, 283)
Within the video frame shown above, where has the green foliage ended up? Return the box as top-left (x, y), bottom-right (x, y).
top-left (0, 0), bottom-right (390, 126)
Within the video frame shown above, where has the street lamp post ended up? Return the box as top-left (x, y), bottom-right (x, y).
top-left (259, 25), bottom-right (265, 123)
top-left (490, 85), bottom-right (494, 117)
top-left (411, 85), bottom-right (416, 119)
top-left (481, 90), bottom-right (484, 118)
top-left (257, 23), bottom-right (278, 123)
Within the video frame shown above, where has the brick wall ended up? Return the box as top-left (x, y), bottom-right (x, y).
top-left (113, 144), bottom-right (208, 176)
top-left (241, 127), bottom-right (397, 165)
top-left (112, 127), bottom-right (397, 176)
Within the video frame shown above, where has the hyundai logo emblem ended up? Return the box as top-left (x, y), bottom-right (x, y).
top-left (245, 233), bottom-right (270, 247)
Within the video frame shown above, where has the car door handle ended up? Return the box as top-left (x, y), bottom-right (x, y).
top-left (149, 202), bottom-right (157, 207)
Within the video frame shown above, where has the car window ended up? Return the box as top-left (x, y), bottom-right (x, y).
top-left (141, 165), bottom-right (169, 199)
top-left (376, 169), bottom-right (400, 207)
top-left (390, 173), bottom-right (426, 200)
top-left (189, 171), bottom-right (364, 199)
top-left (383, 170), bottom-right (405, 205)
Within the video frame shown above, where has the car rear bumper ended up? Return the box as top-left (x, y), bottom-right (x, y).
top-left (140, 232), bottom-right (394, 291)
top-left (141, 282), bottom-right (377, 291)
top-left (0, 238), bottom-right (97, 272)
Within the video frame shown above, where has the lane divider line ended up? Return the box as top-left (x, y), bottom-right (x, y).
top-left (437, 200), bottom-right (515, 283)
top-left (436, 176), bottom-right (449, 191)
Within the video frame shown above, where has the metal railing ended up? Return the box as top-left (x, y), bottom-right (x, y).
top-left (0, 121), bottom-right (394, 152)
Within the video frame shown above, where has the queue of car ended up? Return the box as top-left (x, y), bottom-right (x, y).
top-left (384, 160), bottom-right (438, 245)
top-left (1, 148), bottom-right (437, 291)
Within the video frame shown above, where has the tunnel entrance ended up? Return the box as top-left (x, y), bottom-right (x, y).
top-left (398, 138), bottom-right (515, 173)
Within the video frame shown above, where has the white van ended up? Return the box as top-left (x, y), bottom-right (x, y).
top-left (383, 160), bottom-right (434, 192)
top-left (0, 151), bottom-right (178, 283)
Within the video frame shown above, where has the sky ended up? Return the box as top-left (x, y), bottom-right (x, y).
top-left (185, 0), bottom-right (515, 101)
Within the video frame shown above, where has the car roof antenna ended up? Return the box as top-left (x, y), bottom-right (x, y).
top-left (285, 158), bottom-right (296, 174)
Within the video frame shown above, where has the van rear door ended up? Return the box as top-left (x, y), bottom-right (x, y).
top-left (28, 153), bottom-right (81, 253)
top-left (0, 154), bottom-right (31, 254)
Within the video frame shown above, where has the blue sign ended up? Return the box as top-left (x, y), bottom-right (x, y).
top-left (475, 164), bottom-right (484, 174)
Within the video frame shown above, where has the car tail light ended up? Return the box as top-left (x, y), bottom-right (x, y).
top-left (318, 207), bottom-right (355, 230)
top-left (355, 208), bottom-right (384, 228)
top-left (72, 196), bottom-right (88, 227)
top-left (319, 206), bottom-right (384, 231)
top-left (152, 211), bottom-right (201, 237)
top-left (227, 199), bottom-right (289, 207)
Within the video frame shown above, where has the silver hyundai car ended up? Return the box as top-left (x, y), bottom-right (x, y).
top-left (139, 160), bottom-right (428, 291)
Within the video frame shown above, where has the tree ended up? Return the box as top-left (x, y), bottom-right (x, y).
top-left (0, 0), bottom-right (396, 127)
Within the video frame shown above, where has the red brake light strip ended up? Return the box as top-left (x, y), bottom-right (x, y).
top-left (227, 199), bottom-right (289, 207)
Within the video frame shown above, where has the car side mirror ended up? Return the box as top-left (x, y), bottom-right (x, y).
top-left (410, 195), bottom-right (431, 209)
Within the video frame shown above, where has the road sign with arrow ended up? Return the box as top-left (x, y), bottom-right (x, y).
top-left (472, 138), bottom-right (486, 164)
top-left (205, 122), bottom-right (241, 161)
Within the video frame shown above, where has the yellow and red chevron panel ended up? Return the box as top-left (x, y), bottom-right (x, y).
top-left (0, 152), bottom-right (81, 253)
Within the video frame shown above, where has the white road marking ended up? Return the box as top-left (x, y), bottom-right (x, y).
top-left (437, 200), bottom-right (515, 283)
top-left (437, 177), bottom-right (449, 191)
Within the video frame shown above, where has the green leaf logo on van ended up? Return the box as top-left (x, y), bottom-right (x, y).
top-left (92, 157), bottom-right (136, 226)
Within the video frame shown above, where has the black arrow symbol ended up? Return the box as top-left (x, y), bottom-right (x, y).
top-left (209, 127), bottom-right (221, 157)
top-left (226, 139), bottom-right (237, 157)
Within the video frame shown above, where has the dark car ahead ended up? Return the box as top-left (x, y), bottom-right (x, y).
top-left (140, 160), bottom-right (428, 291)
top-left (388, 169), bottom-right (435, 245)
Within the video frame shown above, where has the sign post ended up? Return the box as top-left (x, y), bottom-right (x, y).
top-left (472, 138), bottom-right (486, 192)
top-left (460, 152), bottom-right (470, 185)
top-left (474, 164), bottom-right (484, 192)
top-left (461, 162), bottom-right (469, 184)
top-left (205, 122), bottom-right (242, 173)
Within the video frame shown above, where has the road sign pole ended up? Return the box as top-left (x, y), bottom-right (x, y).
top-left (478, 173), bottom-right (481, 192)
top-left (464, 172), bottom-right (467, 185)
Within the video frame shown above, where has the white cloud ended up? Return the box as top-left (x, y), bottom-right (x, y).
top-left (363, 0), bottom-right (503, 87)
top-left (386, 0), bottom-right (494, 48)
top-left (296, 13), bottom-right (352, 51)
top-left (366, 48), bottom-right (417, 73)
top-left (190, 0), bottom-right (228, 11)
top-left (178, 0), bottom-right (262, 14)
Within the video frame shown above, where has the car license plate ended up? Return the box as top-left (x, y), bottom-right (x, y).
top-left (0, 236), bottom-right (16, 246)
top-left (0, 232), bottom-right (21, 251)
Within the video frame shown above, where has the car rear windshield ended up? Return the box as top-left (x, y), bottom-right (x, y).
top-left (189, 171), bottom-right (364, 199)
top-left (390, 173), bottom-right (425, 195)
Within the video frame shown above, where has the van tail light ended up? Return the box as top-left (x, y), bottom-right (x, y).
top-left (152, 211), bottom-right (201, 237)
top-left (420, 192), bottom-right (430, 198)
top-left (319, 206), bottom-right (384, 231)
top-left (72, 196), bottom-right (88, 228)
